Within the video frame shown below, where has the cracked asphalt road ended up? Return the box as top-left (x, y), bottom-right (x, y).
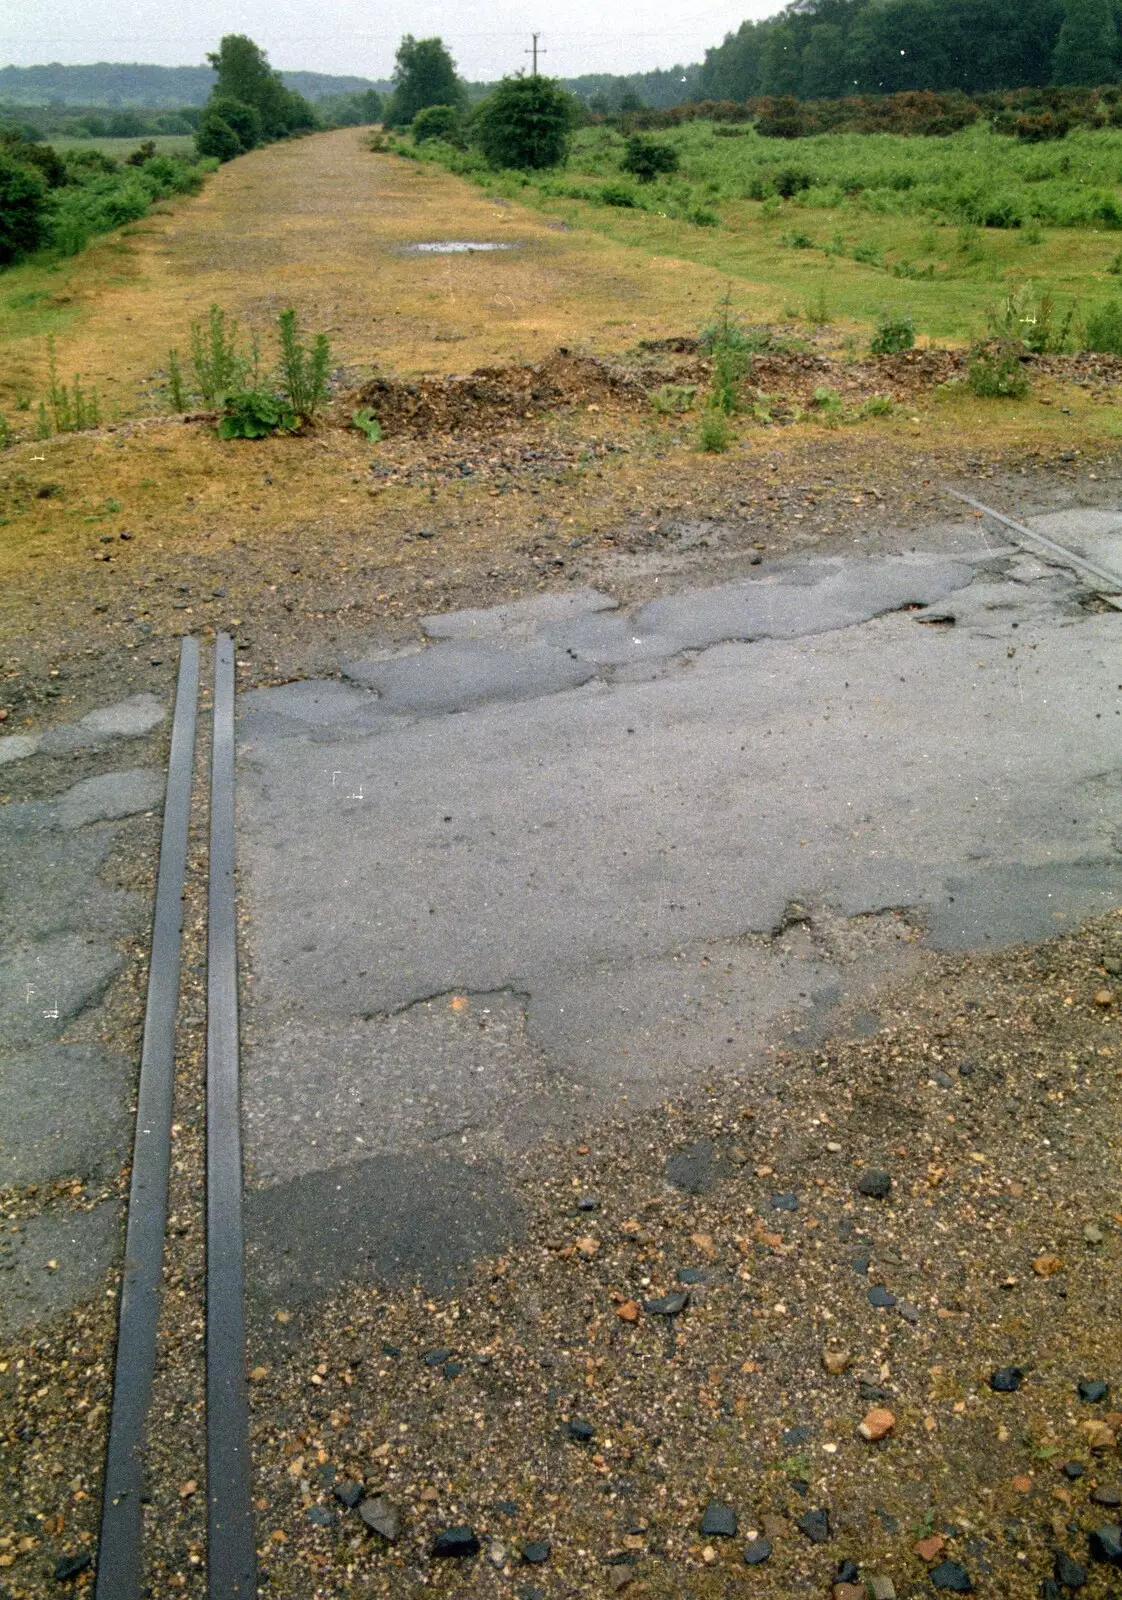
top-left (235, 511), bottom-right (1122, 1320)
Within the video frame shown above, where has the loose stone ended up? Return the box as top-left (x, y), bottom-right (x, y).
top-left (824, 1349), bottom-right (852, 1375)
top-left (54, 1553), bottom-right (92, 1581)
top-left (1091, 1487), bottom-right (1122, 1508)
top-left (700, 1500), bottom-right (738, 1538)
top-left (1063, 1462), bottom-right (1086, 1480)
top-left (929, 1559), bottom-right (974, 1591)
top-left (797, 1508), bottom-right (830, 1543)
top-left (433, 1526), bottom-right (481, 1558)
top-left (307, 1505), bottom-right (334, 1527)
top-left (644, 1290), bottom-right (689, 1316)
top-left (836, 1558), bottom-right (860, 1581)
top-left (423, 1347), bottom-right (453, 1366)
top-left (989, 1366), bottom-right (1024, 1392)
top-left (857, 1169), bottom-right (892, 1199)
top-left (1078, 1379), bottom-right (1108, 1403)
top-left (1088, 1524), bottom-right (1122, 1564)
top-left (334, 1480), bottom-right (364, 1508)
top-left (868, 1285), bottom-right (896, 1308)
top-left (567, 1418), bottom-right (595, 1442)
top-left (743, 1537), bottom-right (772, 1565)
top-left (834, 1587), bottom-right (864, 1600)
top-left (869, 1578), bottom-right (897, 1600)
top-left (359, 1497), bottom-right (399, 1542)
top-left (858, 1407), bottom-right (896, 1441)
top-left (771, 1192), bottom-right (798, 1210)
top-left (522, 1540), bottom-right (551, 1563)
top-left (1053, 1549), bottom-right (1087, 1588)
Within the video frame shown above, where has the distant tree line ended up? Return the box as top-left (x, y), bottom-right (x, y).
top-left (697, 0), bottom-right (1120, 101)
top-left (0, 62), bottom-right (384, 109)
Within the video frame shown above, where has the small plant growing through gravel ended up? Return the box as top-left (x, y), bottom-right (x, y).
top-left (351, 407), bottom-right (382, 441)
top-left (698, 409), bottom-right (731, 452)
top-left (166, 348), bottom-right (186, 412)
top-left (987, 283), bottom-right (1073, 354)
top-left (652, 383), bottom-right (696, 415)
top-left (701, 289), bottom-right (755, 415)
top-left (44, 335), bottom-right (100, 433)
top-left (967, 343), bottom-right (1031, 397)
top-left (870, 311), bottom-right (916, 354)
top-left (0, 413), bottom-right (10, 450)
top-left (811, 384), bottom-right (844, 423)
top-left (276, 308), bottom-right (331, 422)
top-left (190, 304), bottom-right (245, 405)
top-left (805, 286), bottom-right (831, 325)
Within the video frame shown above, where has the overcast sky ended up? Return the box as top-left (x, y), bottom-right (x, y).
top-left (0, 0), bottom-right (771, 81)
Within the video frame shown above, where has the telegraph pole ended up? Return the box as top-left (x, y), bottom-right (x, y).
top-left (525, 32), bottom-right (546, 75)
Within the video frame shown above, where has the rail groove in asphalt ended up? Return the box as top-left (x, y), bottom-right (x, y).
top-left (94, 637), bottom-right (200, 1600)
top-left (205, 634), bottom-right (256, 1597)
top-left (946, 487), bottom-right (1122, 605)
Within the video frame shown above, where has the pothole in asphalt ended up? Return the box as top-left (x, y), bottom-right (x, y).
top-left (403, 240), bottom-right (514, 254)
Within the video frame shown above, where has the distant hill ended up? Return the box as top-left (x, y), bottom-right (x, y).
top-left (0, 62), bottom-right (388, 108)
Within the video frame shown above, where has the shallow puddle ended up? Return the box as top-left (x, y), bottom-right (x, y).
top-left (404, 240), bottom-right (513, 254)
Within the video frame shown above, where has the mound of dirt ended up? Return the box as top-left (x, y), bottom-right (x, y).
top-left (353, 352), bottom-right (651, 439)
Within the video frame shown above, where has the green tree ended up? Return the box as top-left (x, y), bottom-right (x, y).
top-left (205, 34), bottom-right (315, 139)
top-left (0, 151), bottom-right (48, 263)
top-left (472, 74), bottom-right (578, 169)
top-left (759, 22), bottom-right (806, 95)
top-left (1051, 0), bottom-right (1117, 80)
top-left (800, 24), bottom-right (849, 97)
top-left (386, 36), bottom-right (464, 126)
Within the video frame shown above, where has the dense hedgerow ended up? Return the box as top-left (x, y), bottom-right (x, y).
top-left (0, 130), bottom-right (212, 267)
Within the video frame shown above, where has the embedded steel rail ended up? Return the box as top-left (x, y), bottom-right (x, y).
top-left (206, 633), bottom-right (256, 1597)
top-left (95, 637), bottom-right (200, 1600)
top-left (946, 487), bottom-right (1122, 608)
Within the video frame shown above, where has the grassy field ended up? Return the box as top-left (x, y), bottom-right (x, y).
top-left (418, 121), bottom-right (1122, 345)
top-left (47, 134), bottom-right (197, 159)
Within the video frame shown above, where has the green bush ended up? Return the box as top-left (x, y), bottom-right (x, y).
top-left (601, 183), bottom-right (639, 207)
top-left (620, 136), bottom-right (679, 182)
top-left (412, 104), bottom-right (463, 144)
top-left (196, 111), bottom-right (242, 163)
top-left (870, 311), bottom-right (916, 352)
top-left (473, 74), bottom-right (579, 170)
top-left (1083, 298), bottom-right (1122, 352)
top-left (209, 97), bottom-right (262, 152)
top-left (0, 151), bottom-right (48, 263)
top-left (967, 344), bottom-right (1030, 396)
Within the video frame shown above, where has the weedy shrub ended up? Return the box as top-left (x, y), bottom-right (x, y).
top-left (1108, 252), bottom-right (1122, 275)
top-left (190, 305), bottom-right (246, 404)
top-left (167, 349), bottom-right (186, 411)
top-left (701, 292), bottom-right (756, 414)
top-left (811, 385), bottom-right (843, 422)
top-left (805, 287), bottom-right (831, 326)
top-left (351, 408), bottom-right (382, 441)
top-left (276, 308), bottom-right (330, 421)
top-left (218, 390), bottom-right (297, 439)
top-left (967, 344), bottom-right (1030, 397)
top-left (852, 241), bottom-right (884, 267)
top-left (1083, 299), bottom-right (1122, 354)
top-left (690, 206), bottom-right (721, 227)
top-left (987, 283), bottom-right (1073, 354)
top-left (412, 105), bottom-right (464, 146)
top-left (601, 183), bottom-right (639, 207)
top-left (870, 311), bottom-right (915, 353)
top-left (652, 384), bottom-right (697, 414)
top-left (0, 413), bottom-right (10, 449)
top-left (858, 394), bottom-right (894, 417)
top-left (44, 336), bottom-right (100, 433)
top-left (620, 136), bottom-right (679, 182)
top-left (698, 410), bottom-right (731, 451)
top-left (780, 230), bottom-right (815, 249)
